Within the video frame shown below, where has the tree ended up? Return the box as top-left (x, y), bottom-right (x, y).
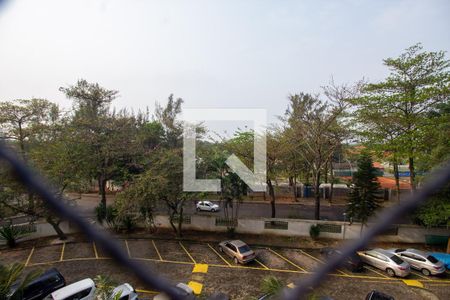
top-left (346, 153), bottom-right (382, 234)
top-left (260, 276), bottom-right (283, 297)
top-left (282, 92), bottom-right (349, 220)
top-left (0, 263), bottom-right (41, 300)
top-left (351, 44), bottom-right (450, 190)
top-left (414, 184), bottom-right (450, 227)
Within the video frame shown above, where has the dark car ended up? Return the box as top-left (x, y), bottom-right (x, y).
top-left (11, 268), bottom-right (66, 300)
top-left (320, 247), bottom-right (364, 272)
top-left (365, 290), bottom-right (394, 300)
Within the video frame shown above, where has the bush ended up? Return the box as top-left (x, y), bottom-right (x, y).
top-left (0, 222), bottom-right (29, 248)
top-left (95, 202), bottom-right (107, 224)
top-left (309, 224), bottom-right (320, 239)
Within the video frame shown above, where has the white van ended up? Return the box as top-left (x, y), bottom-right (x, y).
top-left (45, 278), bottom-right (96, 300)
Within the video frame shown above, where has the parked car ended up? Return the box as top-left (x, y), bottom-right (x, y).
top-left (218, 240), bottom-right (256, 264)
top-left (10, 268), bottom-right (66, 300)
top-left (112, 283), bottom-right (138, 300)
top-left (365, 290), bottom-right (394, 300)
top-left (45, 278), bottom-right (95, 300)
top-left (196, 201), bottom-right (219, 212)
top-left (153, 283), bottom-right (194, 300)
top-left (430, 252), bottom-right (450, 270)
top-left (387, 248), bottom-right (445, 276)
top-left (320, 247), bottom-right (364, 272)
top-left (357, 249), bottom-right (410, 277)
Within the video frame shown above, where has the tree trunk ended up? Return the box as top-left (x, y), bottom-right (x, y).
top-left (293, 175), bottom-right (298, 202)
top-left (267, 179), bottom-right (276, 218)
top-left (360, 222), bottom-right (364, 237)
top-left (314, 171), bottom-right (321, 220)
top-left (393, 161), bottom-right (400, 201)
top-left (47, 218), bottom-right (67, 240)
top-left (169, 212), bottom-right (178, 235)
top-left (98, 176), bottom-right (107, 207)
top-left (329, 162), bottom-right (334, 203)
top-left (177, 207), bottom-right (183, 238)
top-left (408, 157), bottom-right (416, 192)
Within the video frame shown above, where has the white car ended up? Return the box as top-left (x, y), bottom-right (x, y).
top-left (153, 283), bottom-right (193, 300)
top-left (45, 278), bottom-right (95, 300)
top-left (112, 283), bottom-right (138, 300)
top-left (196, 201), bottom-right (219, 212)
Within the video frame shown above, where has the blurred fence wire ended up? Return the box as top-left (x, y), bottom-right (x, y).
top-left (0, 140), bottom-right (449, 300)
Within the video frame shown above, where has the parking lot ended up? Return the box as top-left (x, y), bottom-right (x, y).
top-left (1, 238), bottom-right (449, 299)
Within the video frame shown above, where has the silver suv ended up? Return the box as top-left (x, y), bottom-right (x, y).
top-left (218, 240), bottom-right (256, 264)
top-left (388, 248), bottom-right (445, 276)
top-left (358, 248), bottom-right (410, 277)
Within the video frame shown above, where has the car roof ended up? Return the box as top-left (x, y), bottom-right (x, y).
top-left (405, 248), bottom-right (428, 256)
top-left (230, 240), bottom-right (247, 247)
top-left (371, 248), bottom-right (392, 256)
top-left (50, 278), bottom-right (94, 300)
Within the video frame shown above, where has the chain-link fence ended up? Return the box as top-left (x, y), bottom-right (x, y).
top-left (1, 141), bottom-right (449, 300)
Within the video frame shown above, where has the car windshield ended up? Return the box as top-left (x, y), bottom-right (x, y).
top-left (427, 255), bottom-right (439, 263)
top-left (238, 245), bottom-right (251, 253)
top-left (391, 255), bottom-right (404, 265)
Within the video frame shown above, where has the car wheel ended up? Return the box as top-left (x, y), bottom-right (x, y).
top-left (211, 208), bottom-right (216, 212)
top-left (234, 257), bottom-right (239, 264)
top-left (386, 268), bottom-right (395, 277)
top-left (421, 268), bottom-right (431, 276)
top-left (219, 246), bottom-right (223, 253)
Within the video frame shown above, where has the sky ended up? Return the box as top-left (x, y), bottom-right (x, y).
top-left (0, 0), bottom-right (449, 129)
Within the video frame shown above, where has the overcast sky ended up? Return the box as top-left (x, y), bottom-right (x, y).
top-left (0, 0), bottom-right (449, 126)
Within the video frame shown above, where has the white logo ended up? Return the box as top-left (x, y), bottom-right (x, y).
top-left (182, 108), bottom-right (267, 192)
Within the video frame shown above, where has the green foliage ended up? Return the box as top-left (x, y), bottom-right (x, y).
top-left (346, 153), bottom-right (382, 226)
top-left (94, 275), bottom-right (121, 300)
top-left (414, 184), bottom-right (450, 227)
top-left (0, 263), bottom-right (41, 300)
top-left (0, 222), bottom-right (29, 248)
top-left (260, 276), bottom-right (283, 296)
top-left (309, 224), bottom-right (320, 239)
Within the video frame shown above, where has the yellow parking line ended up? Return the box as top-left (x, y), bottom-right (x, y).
top-left (207, 243), bottom-right (231, 266)
top-left (93, 242), bottom-right (98, 259)
top-left (60, 243), bottom-right (65, 261)
top-left (411, 271), bottom-right (432, 281)
top-left (179, 242), bottom-right (196, 264)
top-left (152, 240), bottom-right (163, 261)
top-left (267, 248), bottom-right (307, 272)
top-left (255, 259), bottom-right (269, 270)
top-left (25, 247), bottom-right (35, 267)
top-left (364, 266), bottom-right (390, 279)
top-left (135, 289), bottom-right (158, 294)
top-left (300, 250), bottom-right (325, 264)
top-left (125, 240), bottom-right (131, 258)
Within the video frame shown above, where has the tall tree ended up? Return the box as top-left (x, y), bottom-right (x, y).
top-left (346, 153), bottom-right (382, 234)
top-left (351, 44), bottom-right (450, 190)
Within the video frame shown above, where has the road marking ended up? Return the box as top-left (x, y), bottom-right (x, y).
top-left (193, 264), bottom-right (208, 273)
top-left (93, 242), bottom-right (98, 259)
top-left (125, 240), bottom-right (131, 258)
top-left (267, 248), bottom-right (307, 272)
top-left (25, 247), bottom-right (35, 266)
top-left (135, 289), bottom-right (158, 294)
top-left (255, 259), bottom-right (269, 270)
top-left (363, 266), bottom-right (390, 279)
top-left (403, 279), bottom-right (423, 288)
top-left (60, 243), bottom-right (65, 261)
top-left (188, 281), bottom-right (203, 295)
top-left (207, 243), bottom-right (231, 266)
top-left (179, 242), bottom-right (196, 264)
top-left (299, 250), bottom-right (351, 276)
top-left (411, 270), bottom-right (432, 281)
top-left (152, 240), bottom-right (163, 261)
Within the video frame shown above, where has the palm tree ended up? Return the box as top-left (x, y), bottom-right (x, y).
top-left (0, 263), bottom-right (41, 300)
top-left (260, 276), bottom-right (283, 297)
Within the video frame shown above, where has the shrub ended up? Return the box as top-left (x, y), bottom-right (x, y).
top-left (95, 202), bottom-right (107, 224)
top-left (309, 224), bottom-right (320, 239)
top-left (0, 222), bottom-right (28, 248)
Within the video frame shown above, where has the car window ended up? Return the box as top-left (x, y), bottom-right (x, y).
top-left (238, 245), bottom-right (251, 253)
top-left (227, 244), bottom-right (237, 252)
top-left (427, 255), bottom-right (439, 263)
top-left (119, 295), bottom-right (129, 300)
top-left (390, 255), bottom-right (404, 265)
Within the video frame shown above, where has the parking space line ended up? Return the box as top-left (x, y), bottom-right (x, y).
top-left (363, 266), bottom-right (390, 279)
top-left (135, 289), bottom-right (158, 294)
top-left (60, 243), bottom-right (65, 261)
top-left (125, 240), bottom-right (131, 258)
top-left (300, 250), bottom-right (324, 264)
top-left (93, 242), bottom-right (98, 259)
top-left (179, 242), bottom-right (197, 264)
top-left (25, 247), bottom-right (35, 267)
top-left (152, 240), bottom-right (163, 261)
top-left (207, 243), bottom-right (231, 266)
top-left (255, 259), bottom-right (269, 270)
top-left (267, 248), bottom-right (307, 272)
top-left (411, 271), bottom-right (432, 281)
